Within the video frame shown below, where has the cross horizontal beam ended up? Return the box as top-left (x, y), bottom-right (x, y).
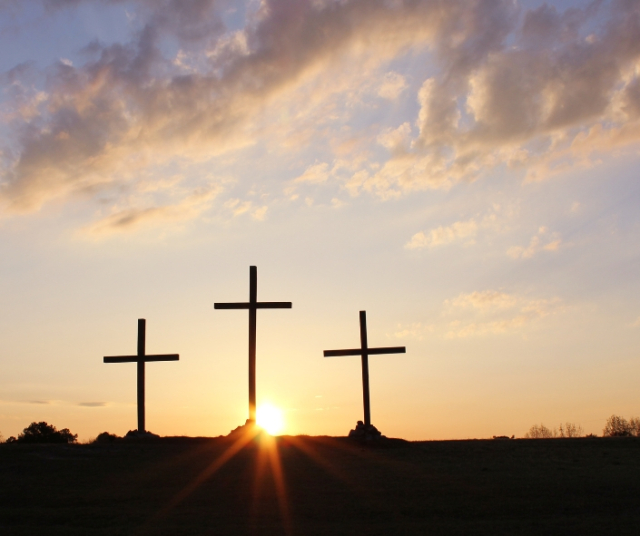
top-left (324, 347), bottom-right (406, 358)
top-left (104, 354), bottom-right (179, 363)
top-left (214, 302), bottom-right (292, 309)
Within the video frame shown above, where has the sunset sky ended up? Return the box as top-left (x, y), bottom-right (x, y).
top-left (1, 0), bottom-right (639, 441)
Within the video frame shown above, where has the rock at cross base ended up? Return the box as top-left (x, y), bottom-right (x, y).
top-left (124, 430), bottom-right (160, 440)
top-left (348, 420), bottom-right (385, 442)
top-left (227, 419), bottom-right (262, 437)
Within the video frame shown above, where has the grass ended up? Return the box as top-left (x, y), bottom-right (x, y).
top-left (1, 434), bottom-right (639, 535)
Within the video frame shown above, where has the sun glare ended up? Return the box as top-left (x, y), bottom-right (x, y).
top-left (256, 403), bottom-right (285, 436)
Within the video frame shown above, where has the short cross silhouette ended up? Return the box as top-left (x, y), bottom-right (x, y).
top-left (324, 311), bottom-right (406, 427)
top-left (214, 266), bottom-right (292, 423)
top-left (103, 319), bottom-right (179, 433)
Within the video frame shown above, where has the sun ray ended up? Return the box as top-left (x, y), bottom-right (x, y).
top-left (265, 436), bottom-right (293, 535)
top-left (138, 428), bottom-right (259, 532)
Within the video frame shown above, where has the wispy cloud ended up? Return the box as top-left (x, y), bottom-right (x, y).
top-left (395, 290), bottom-right (564, 339)
top-left (405, 219), bottom-right (478, 249)
top-left (392, 322), bottom-right (434, 341)
top-left (224, 198), bottom-right (268, 220)
top-left (445, 291), bottom-right (564, 338)
top-left (0, 398), bottom-right (111, 407)
top-left (293, 162), bottom-right (330, 185)
top-left (445, 290), bottom-right (518, 311)
top-left (507, 226), bottom-right (562, 259)
top-left (377, 71), bottom-right (407, 100)
top-left (405, 204), bottom-right (514, 250)
top-left (84, 187), bottom-right (220, 235)
top-left (77, 402), bottom-right (107, 408)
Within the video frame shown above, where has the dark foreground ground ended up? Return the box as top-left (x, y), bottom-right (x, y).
top-left (1, 434), bottom-right (639, 535)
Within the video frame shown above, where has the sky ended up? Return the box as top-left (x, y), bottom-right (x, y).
top-left (0, 0), bottom-right (639, 441)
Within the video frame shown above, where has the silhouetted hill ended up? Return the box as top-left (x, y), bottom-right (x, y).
top-left (1, 435), bottom-right (639, 535)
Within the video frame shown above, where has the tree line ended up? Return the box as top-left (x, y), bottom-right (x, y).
top-left (1, 415), bottom-right (639, 443)
top-left (524, 415), bottom-right (640, 439)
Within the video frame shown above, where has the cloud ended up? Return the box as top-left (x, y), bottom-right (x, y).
top-left (252, 205), bottom-right (268, 220)
top-left (0, 397), bottom-right (109, 407)
top-left (395, 289), bottom-right (564, 339)
top-left (405, 219), bottom-right (478, 249)
top-left (445, 290), bottom-right (518, 311)
top-left (1, 0), bottom-right (640, 221)
top-left (1, 0), bottom-right (449, 214)
top-left (443, 291), bottom-right (564, 338)
top-left (377, 71), bottom-right (407, 100)
top-left (507, 226), bottom-right (562, 259)
top-left (392, 322), bottom-right (433, 341)
top-left (293, 162), bottom-right (330, 184)
top-left (377, 122), bottom-right (412, 153)
top-left (85, 187), bottom-right (220, 235)
top-left (405, 204), bottom-right (515, 250)
top-left (224, 197), bottom-right (268, 220)
top-left (351, 0), bottom-right (640, 196)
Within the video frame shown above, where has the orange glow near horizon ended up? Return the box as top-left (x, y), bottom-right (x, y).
top-left (257, 403), bottom-right (285, 436)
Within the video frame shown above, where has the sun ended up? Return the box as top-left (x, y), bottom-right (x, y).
top-left (256, 403), bottom-right (285, 436)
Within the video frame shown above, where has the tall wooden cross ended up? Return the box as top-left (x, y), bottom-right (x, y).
top-left (324, 311), bottom-right (406, 427)
top-left (214, 266), bottom-right (292, 423)
top-left (103, 319), bottom-right (179, 433)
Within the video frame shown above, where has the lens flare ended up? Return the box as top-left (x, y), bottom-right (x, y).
top-left (256, 403), bottom-right (285, 436)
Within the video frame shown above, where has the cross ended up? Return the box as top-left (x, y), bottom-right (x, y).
top-left (214, 266), bottom-right (292, 423)
top-left (324, 311), bottom-right (406, 427)
top-left (103, 319), bottom-right (179, 433)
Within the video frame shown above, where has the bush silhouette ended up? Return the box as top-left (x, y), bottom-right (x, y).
top-left (95, 432), bottom-right (119, 443)
top-left (11, 422), bottom-right (77, 444)
top-left (558, 422), bottom-right (583, 438)
top-left (630, 417), bottom-right (640, 437)
top-left (524, 424), bottom-right (556, 438)
top-left (525, 422), bottom-right (583, 438)
top-left (603, 415), bottom-right (640, 437)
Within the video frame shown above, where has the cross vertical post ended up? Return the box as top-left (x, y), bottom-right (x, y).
top-left (214, 266), bottom-right (292, 424)
top-left (137, 319), bottom-right (146, 433)
top-left (324, 310), bottom-right (406, 427)
top-left (249, 266), bottom-right (257, 421)
top-left (359, 311), bottom-right (371, 426)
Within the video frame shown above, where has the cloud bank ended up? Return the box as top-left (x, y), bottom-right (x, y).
top-left (1, 0), bottom-right (639, 226)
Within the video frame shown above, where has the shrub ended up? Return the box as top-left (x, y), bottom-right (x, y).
top-left (13, 422), bottom-right (77, 444)
top-left (558, 423), bottom-right (583, 438)
top-left (524, 424), bottom-right (556, 438)
top-left (95, 432), bottom-right (120, 443)
top-left (602, 415), bottom-right (633, 437)
top-left (524, 422), bottom-right (584, 439)
top-left (629, 417), bottom-right (640, 437)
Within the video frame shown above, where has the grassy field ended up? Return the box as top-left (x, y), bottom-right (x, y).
top-left (1, 434), bottom-right (639, 535)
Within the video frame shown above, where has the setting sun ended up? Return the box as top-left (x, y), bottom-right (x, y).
top-left (256, 404), bottom-right (285, 436)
